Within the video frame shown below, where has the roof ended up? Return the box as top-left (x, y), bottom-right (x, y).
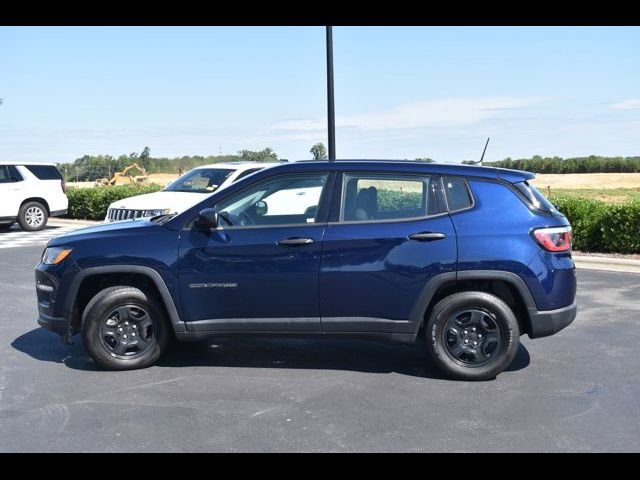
top-left (191, 161), bottom-right (284, 170)
top-left (267, 159), bottom-right (535, 183)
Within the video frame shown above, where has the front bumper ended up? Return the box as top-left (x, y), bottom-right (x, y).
top-left (528, 301), bottom-right (577, 339)
top-left (37, 313), bottom-right (68, 336)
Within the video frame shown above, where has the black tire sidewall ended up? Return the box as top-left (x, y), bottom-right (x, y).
top-left (81, 286), bottom-right (169, 370)
top-left (427, 292), bottom-right (520, 381)
top-left (18, 201), bottom-right (48, 231)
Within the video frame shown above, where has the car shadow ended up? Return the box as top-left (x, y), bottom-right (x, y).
top-left (12, 328), bottom-right (530, 380)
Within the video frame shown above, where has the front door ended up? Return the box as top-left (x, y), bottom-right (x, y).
top-left (178, 172), bottom-right (330, 333)
top-left (0, 165), bottom-right (22, 219)
top-left (319, 172), bottom-right (457, 334)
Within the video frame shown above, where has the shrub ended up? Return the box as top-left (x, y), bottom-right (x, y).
top-left (66, 184), bottom-right (162, 220)
top-left (550, 196), bottom-right (640, 253)
top-left (377, 189), bottom-right (423, 211)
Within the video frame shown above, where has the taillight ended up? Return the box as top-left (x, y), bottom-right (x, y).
top-left (532, 226), bottom-right (572, 252)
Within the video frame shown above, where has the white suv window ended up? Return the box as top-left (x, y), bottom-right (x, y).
top-left (213, 174), bottom-right (327, 228)
top-left (0, 165), bottom-right (23, 183)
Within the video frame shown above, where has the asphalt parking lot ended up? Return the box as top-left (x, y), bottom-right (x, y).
top-left (1, 244), bottom-right (639, 452)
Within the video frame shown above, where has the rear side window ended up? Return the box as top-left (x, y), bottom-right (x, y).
top-left (342, 174), bottom-right (435, 222)
top-left (514, 181), bottom-right (557, 213)
top-left (0, 165), bottom-right (23, 183)
top-left (25, 165), bottom-right (62, 180)
top-left (443, 177), bottom-right (473, 211)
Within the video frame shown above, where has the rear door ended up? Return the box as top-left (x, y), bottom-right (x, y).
top-left (319, 172), bottom-right (457, 334)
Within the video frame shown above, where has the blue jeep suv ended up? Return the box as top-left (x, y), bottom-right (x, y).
top-left (35, 160), bottom-right (576, 380)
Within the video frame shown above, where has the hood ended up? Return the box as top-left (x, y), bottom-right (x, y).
top-left (47, 219), bottom-right (159, 247)
top-left (109, 191), bottom-right (210, 214)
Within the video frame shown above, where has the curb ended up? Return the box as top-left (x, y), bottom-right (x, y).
top-left (49, 218), bottom-right (101, 227)
top-left (573, 255), bottom-right (640, 274)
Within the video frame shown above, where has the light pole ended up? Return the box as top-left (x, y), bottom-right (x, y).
top-left (326, 26), bottom-right (336, 161)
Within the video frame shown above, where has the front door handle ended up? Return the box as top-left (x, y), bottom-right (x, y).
top-left (277, 237), bottom-right (314, 246)
top-left (408, 232), bottom-right (446, 241)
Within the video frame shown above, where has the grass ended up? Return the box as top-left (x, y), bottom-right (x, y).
top-left (546, 188), bottom-right (640, 203)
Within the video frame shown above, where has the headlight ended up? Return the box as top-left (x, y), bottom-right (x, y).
top-left (42, 247), bottom-right (73, 265)
top-left (145, 209), bottom-right (171, 217)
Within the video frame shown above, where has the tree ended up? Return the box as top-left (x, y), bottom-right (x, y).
top-left (414, 157), bottom-right (434, 163)
top-left (140, 146), bottom-right (151, 160)
top-left (310, 142), bottom-right (328, 160)
top-left (238, 147), bottom-right (279, 162)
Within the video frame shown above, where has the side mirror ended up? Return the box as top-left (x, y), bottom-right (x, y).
top-left (255, 200), bottom-right (268, 216)
top-left (194, 208), bottom-right (218, 230)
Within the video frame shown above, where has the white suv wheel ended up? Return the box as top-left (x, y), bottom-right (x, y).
top-left (25, 206), bottom-right (45, 227)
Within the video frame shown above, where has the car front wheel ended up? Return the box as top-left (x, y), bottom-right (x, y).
top-left (81, 286), bottom-right (171, 370)
top-left (426, 291), bottom-right (520, 381)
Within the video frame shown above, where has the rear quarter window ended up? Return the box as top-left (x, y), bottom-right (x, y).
top-left (443, 177), bottom-right (473, 211)
top-left (25, 165), bottom-right (62, 180)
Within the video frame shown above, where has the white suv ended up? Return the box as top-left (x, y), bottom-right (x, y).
top-left (105, 162), bottom-right (282, 222)
top-left (0, 162), bottom-right (69, 231)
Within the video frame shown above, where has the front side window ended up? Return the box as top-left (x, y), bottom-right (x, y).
top-left (164, 168), bottom-right (235, 193)
top-left (342, 174), bottom-right (432, 222)
top-left (213, 173), bottom-right (328, 228)
top-left (0, 165), bottom-right (22, 183)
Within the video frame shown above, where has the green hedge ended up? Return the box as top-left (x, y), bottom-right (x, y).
top-left (550, 196), bottom-right (640, 253)
top-left (66, 184), bottom-right (162, 220)
top-left (377, 189), bottom-right (422, 211)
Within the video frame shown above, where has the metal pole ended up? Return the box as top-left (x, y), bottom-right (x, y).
top-left (326, 26), bottom-right (336, 161)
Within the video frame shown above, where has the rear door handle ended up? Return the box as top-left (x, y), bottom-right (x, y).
top-left (408, 232), bottom-right (446, 241)
top-left (277, 237), bottom-right (314, 246)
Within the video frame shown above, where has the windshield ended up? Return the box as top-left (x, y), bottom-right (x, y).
top-left (163, 168), bottom-right (235, 193)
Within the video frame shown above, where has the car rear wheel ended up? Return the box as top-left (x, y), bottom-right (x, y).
top-left (81, 286), bottom-right (170, 370)
top-left (426, 291), bottom-right (520, 381)
top-left (18, 201), bottom-right (48, 231)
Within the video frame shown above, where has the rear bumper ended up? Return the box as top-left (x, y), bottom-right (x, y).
top-left (37, 313), bottom-right (68, 336)
top-left (528, 301), bottom-right (577, 339)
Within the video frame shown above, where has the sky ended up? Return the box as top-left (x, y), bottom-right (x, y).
top-left (1, 26), bottom-right (639, 164)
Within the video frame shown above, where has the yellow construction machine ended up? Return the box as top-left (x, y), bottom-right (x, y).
top-left (95, 163), bottom-right (149, 186)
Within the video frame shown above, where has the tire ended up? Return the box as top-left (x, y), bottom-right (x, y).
top-left (81, 286), bottom-right (170, 370)
top-left (426, 291), bottom-right (520, 381)
top-left (17, 201), bottom-right (48, 231)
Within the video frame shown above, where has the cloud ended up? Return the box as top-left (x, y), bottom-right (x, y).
top-left (270, 96), bottom-right (547, 132)
top-left (610, 99), bottom-right (640, 110)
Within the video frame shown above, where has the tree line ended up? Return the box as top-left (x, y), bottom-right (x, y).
top-left (59, 147), bottom-right (280, 182)
top-left (463, 155), bottom-right (640, 174)
top-left (59, 146), bottom-right (639, 183)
